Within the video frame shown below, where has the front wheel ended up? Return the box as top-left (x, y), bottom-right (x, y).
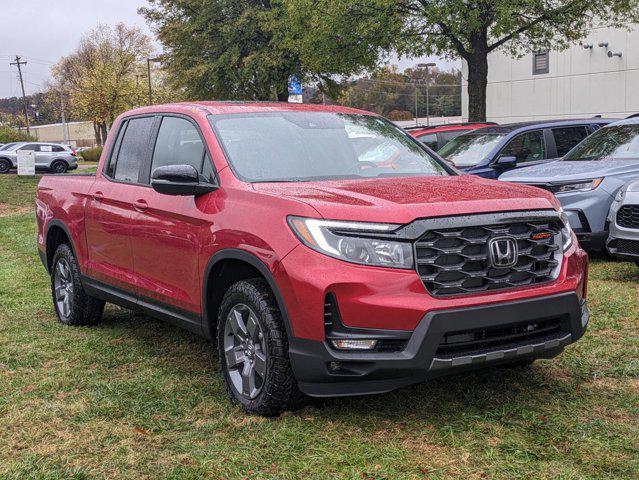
top-left (51, 243), bottom-right (104, 326)
top-left (0, 159), bottom-right (11, 174)
top-left (51, 161), bottom-right (68, 174)
top-left (217, 279), bottom-right (301, 416)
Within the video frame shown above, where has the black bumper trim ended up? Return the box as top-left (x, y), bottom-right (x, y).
top-left (289, 292), bottom-right (587, 397)
top-left (575, 231), bottom-right (607, 252)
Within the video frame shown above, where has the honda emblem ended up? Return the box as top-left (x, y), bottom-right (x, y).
top-left (488, 236), bottom-right (518, 268)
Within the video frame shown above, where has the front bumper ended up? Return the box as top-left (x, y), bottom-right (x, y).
top-left (290, 292), bottom-right (588, 397)
top-left (606, 192), bottom-right (639, 260)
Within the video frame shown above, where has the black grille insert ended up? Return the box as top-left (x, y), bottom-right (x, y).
top-left (415, 220), bottom-right (562, 296)
top-left (436, 317), bottom-right (563, 357)
top-left (617, 205), bottom-right (639, 229)
top-left (612, 238), bottom-right (639, 256)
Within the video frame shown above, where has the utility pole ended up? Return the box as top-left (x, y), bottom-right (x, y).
top-left (10, 56), bottom-right (30, 135)
top-left (135, 74), bottom-right (147, 106)
top-left (59, 90), bottom-right (69, 145)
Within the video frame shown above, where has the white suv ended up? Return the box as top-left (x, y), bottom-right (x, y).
top-left (0, 142), bottom-right (78, 174)
top-left (607, 178), bottom-right (639, 268)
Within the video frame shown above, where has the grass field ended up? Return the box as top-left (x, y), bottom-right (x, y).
top-left (0, 175), bottom-right (637, 479)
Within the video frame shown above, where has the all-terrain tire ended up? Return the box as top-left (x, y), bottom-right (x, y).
top-left (217, 278), bottom-right (302, 416)
top-left (51, 243), bottom-right (105, 326)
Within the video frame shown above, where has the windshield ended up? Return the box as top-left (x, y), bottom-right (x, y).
top-left (438, 133), bottom-right (503, 167)
top-left (208, 112), bottom-right (448, 182)
top-left (564, 124), bottom-right (639, 161)
top-left (0, 143), bottom-right (17, 151)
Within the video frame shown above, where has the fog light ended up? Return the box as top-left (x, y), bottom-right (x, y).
top-left (330, 339), bottom-right (378, 350)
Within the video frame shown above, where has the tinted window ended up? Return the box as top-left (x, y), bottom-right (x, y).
top-left (500, 130), bottom-right (545, 163)
top-left (417, 133), bottom-right (438, 150)
top-left (439, 130), bottom-right (466, 144)
top-left (105, 122), bottom-right (128, 178)
top-left (113, 116), bottom-right (155, 183)
top-left (19, 144), bottom-right (39, 151)
top-left (553, 127), bottom-right (589, 157)
top-left (52, 145), bottom-right (66, 153)
top-left (151, 116), bottom-right (204, 174)
top-left (564, 124), bottom-right (639, 161)
top-left (210, 112), bottom-right (447, 182)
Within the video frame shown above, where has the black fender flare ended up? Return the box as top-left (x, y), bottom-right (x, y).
top-left (201, 248), bottom-right (294, 341)
top-left (43, 219), bottom-right (79, 273)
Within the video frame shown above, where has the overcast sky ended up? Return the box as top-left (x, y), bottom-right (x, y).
top-left (0, 0), bottom-right (458, 99)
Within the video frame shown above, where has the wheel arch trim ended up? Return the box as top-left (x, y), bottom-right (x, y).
top-left (202, 249), bottom-right (294, 341)
top-left (44, 219), bottom-right (79, 273)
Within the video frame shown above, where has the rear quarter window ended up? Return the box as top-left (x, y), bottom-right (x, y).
top-left (109, 116), bottom-right (155, 183)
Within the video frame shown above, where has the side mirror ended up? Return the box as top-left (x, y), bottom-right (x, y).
top-left (496, 155), bottom-right (517, 169)
top-left (151, 164), bottom-right (217, 196)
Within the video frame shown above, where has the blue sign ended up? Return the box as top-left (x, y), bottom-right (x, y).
top-left (288, 75), bottom-right (302, 95)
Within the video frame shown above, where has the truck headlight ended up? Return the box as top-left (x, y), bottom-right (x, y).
top-left (553, 178), bottom-right (603, 194)
top-left (288, 216), bottom-right (414, 269)
top-left (559, 210), bottom-right (573, 251)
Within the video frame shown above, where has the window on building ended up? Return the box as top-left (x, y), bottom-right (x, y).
top-left (533, 52), bottom-right (549, 75)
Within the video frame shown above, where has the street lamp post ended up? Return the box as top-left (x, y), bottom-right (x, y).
top-left (416, 62), bottom-right (436, 126)
top-left (147, 57), bottom-right (162, 105)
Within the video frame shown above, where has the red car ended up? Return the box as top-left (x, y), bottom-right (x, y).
top-left (407, 122), bottom-right (497, 151)
top-left (36, 103), bottom-right (589, 416)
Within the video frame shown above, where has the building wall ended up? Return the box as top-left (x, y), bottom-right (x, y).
top-left (462, 26), bottom-right (639, 123)
top-left (26, 121), bottom-right (96, 147)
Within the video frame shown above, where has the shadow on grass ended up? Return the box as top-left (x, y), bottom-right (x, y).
top-left (98, 305), bottom-right (583, 429)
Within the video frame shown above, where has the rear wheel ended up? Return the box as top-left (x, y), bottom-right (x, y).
top-left (51, 243), bottom-right (104, 326)
top-left (217, 278), bottom-right (301, 416)
top-left (0, 159), bottom-right (10, 174)
top-left (51, 161), bottom-right (68, 174)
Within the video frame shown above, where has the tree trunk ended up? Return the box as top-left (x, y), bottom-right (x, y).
top-left (99, 122), bottom-right (108, 146)
top-left (93, 121), bottom-right (102, 146)
top-left (466, 50), bottom-right (489, 122)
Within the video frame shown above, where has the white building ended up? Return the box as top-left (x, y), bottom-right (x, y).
top-left (462, 25), bottom-right (639, 123)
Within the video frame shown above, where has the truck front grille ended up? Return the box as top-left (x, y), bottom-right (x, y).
top-left (435, 317), bottom-right (563, 357)
top-left (415, 219), bottom-right (562, 296)
top-left (617, 205), bottom-right (639, 229)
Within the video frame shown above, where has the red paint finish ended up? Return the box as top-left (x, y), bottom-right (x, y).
top-left (408, 123), bottom-right (495, 139)
top-left (36, 102), bottom-right (588, 343)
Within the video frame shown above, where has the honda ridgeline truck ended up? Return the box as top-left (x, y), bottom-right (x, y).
top-left (36, 103), bottom-right (590, 416)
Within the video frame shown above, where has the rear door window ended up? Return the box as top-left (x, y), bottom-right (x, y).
top-left (552, 126), bottom-right (589, 157)
top-left (112, 116), bottom-right (155, 183)
top-left (499, 130), bottom-right (545, 163)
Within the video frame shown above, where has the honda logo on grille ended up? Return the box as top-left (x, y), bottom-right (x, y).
top-left (488, 236), bottom-right (518, 268)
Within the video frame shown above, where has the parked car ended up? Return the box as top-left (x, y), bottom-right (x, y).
top-left (438, 118), bottom-right (613, 178)
top-left (0, 142), bottom-right (78, 174)
top-left (501, 117), bottom-right (639, 252)
top-left (406, 122), bottom-right (496, 151)
top-left (606, 178), bottom-right (639, 267)
top-left (36, 102), bottom-right (589, 416)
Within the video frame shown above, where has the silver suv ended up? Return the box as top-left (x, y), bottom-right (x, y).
top-left (0, 142), bottom-right (78, 174)
top-left (607, 178), bottom-right (639, 268)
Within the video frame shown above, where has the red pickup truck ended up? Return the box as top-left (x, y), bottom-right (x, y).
top-left (36, 102), bottom-right (589, 416)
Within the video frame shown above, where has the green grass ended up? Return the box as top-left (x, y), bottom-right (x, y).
top-left (0, 176), bottom-right (638, 479)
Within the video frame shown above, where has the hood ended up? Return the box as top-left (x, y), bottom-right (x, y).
top-left (500, 159), bottom-right (639, 183)
top-left (252, 175), bottom-right (558, 224)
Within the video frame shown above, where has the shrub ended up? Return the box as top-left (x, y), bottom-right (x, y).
top-left (79, 146), bottom-right (103, 162)
top-left (387, 110), bottom-right (414, 121)
top-left (0, 125), bottom-right (35, 143)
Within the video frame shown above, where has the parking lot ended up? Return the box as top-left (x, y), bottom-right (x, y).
top-left (0, 174), bottom-right (637, 478)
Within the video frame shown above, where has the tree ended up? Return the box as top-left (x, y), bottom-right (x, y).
top-left (52, 24), bottom-right (153, 145)
top-left (284, 0), bottom-right (639, 121)
top-left (140, 0), bottom-right (304, 101)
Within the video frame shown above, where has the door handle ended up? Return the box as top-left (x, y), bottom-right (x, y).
top-left (92, 191), bottom-right (104, 201)
top-left (133, 199), bottom-right (148, 212)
